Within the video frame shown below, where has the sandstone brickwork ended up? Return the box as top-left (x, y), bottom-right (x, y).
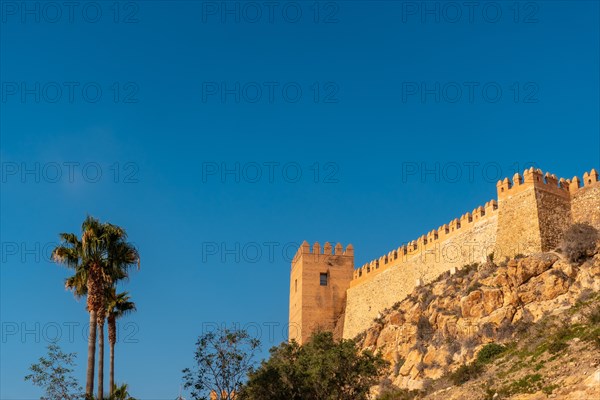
top-left (290, 168), bottom-right (599, 342)
top-left (288, 241), bottom-right (354, 344)
top-left (343, 206), bottom-right (498, 339)
top-left (571, 170), bottom-right (600, 229)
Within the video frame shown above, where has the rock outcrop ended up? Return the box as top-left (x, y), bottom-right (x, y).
top-left (355, 250), bottom-right (600, 393)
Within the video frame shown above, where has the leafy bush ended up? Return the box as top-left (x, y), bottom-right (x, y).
top-left (183, 327), bottom-right (260, 400)
top-left (547, 340), bottom-right (568, 354)
top-left (501, 374), bottom-right (543, 396)
top-left (476, 343), bottom-right (507, 364)
top-left (25, 344), bottom-right (83, 400)
top-left (448, 362), bottom-right (483, 385)
top-left (377, 388), bottom-right (421, 400)
top-left (561, 223), bottom-right (599, 262)
top-left (447, 343), bottom-right (507, 386)
top-left (240, 331), bottom-right (389, 400)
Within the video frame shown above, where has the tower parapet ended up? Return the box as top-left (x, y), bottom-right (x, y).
top-left (497, 168), bottom-right (571, 200)
top-left (289, 241), bottom-right (354, 344)
top-left (570, 169), bottom-right (600, 230)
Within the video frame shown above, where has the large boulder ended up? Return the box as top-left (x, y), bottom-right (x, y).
top-left (508, 253), bottom-right (559, 286)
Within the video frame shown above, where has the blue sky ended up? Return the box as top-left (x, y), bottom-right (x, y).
top-left (1, 1), bottom-right (599, 398)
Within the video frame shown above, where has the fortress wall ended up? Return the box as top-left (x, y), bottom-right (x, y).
top-left (342, 211), bottom-right (498, 339)
top-left (493, 168), bottom-right (575, 256)
top-left (570, 171), bottom-right (600, 230)
top-left (494, 172), bottom-right (544, 257)
top-left (293, 168), bottom-right (598, 343)
top-left (535, 186), bottom-right (572, 252)
top-left (350, 200), bottom-right (498, 287)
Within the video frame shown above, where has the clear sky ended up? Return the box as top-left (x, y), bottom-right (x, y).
top-left (1, 1), bottom-right (599, 398)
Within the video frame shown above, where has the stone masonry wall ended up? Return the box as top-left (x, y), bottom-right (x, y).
top-left (535, 186), bottom-right (572, 252)
top-left (289, 242), bottom-right (354, 344)
top-left (342, 212), bottom-right (498, 339)
top-left (339, 168), bottom-right (598, 340)
top-left (571, 181), bottom-right (600, 230)
top-left (292, 168), bottom-right (599, 343)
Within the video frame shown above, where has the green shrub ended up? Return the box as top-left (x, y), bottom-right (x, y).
top-left (476, 343), bottom-right (507, 364)
top-left (547, 340), bottom-right (568, 354)
top-left (542, 384), bottom-right (559, 395)
top-left (502, 374), bottom-right (543, 396)
top-left (377, 388), bottom-right (421, 400)
top-left (448, 362), bottom-right (483, 385)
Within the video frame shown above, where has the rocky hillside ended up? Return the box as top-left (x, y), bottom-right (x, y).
top-left (355, 247), bottom-right (600, 399)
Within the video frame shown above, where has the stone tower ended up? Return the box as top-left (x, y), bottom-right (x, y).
top-left (496, 167), bottom-right (572, 257)
top-left (288, 241), bottom-right (354, 344)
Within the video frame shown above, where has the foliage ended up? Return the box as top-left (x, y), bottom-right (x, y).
top-left (377, 387), bottom-right (421, 400)
top-left (498, 374), bottom-right (543, 396)
top-left (24, 344), bottom-right (83, 400)
top-left (182, 327), bottom-right (260, 400)
top-left (547, 340), bottom-right (568, 354)
top-left (561, 223), bottom-right (599, 262)
top-left (476, 343), bottom-right (507, 364)
top-left (448, 362), bottom-right (483, 386)
top-left (52, 216), bottom-right (140, 398)
top-left (239, 331), bottom-right (389, 400)
top-left (448, 343), bottom-right (507, 386)
top-left (110, 383), bottom-right (137, 400)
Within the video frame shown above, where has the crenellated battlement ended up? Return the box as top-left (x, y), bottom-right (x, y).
top-left (350, 199), bottom-right (499, 285)
top-left (292, 241), bottom-right (354, 266)
top-left (496, 167), bottom-right (599, 199)
top-left (349, 168), bottom-right (599, 288)
top-left (290, 167), bottom-right (600, 342)
top-left (578, 168), bottom-right (599, 189)
top-left (289, 241), bottom-right (355, 344)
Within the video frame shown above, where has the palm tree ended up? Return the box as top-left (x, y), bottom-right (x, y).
top-left (106, 289), bottom-right (136, 396)
top-left (98, 223), bottom-right (139, 400)
top-left (53, 216), bottom-right (139, 399)
top-left (53, 218), bottom-right (107, 397)
top-left (111, 383), bottom-right (136, 400)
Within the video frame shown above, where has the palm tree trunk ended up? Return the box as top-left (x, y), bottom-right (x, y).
top-left (109, 340), bottom-right (115, 396)
top-left (108, 316), bottom-right (116, 396)
top-left (98, 321), bottom-right (105, 400)
top-left (86, 310), bottom-right (97, 397)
